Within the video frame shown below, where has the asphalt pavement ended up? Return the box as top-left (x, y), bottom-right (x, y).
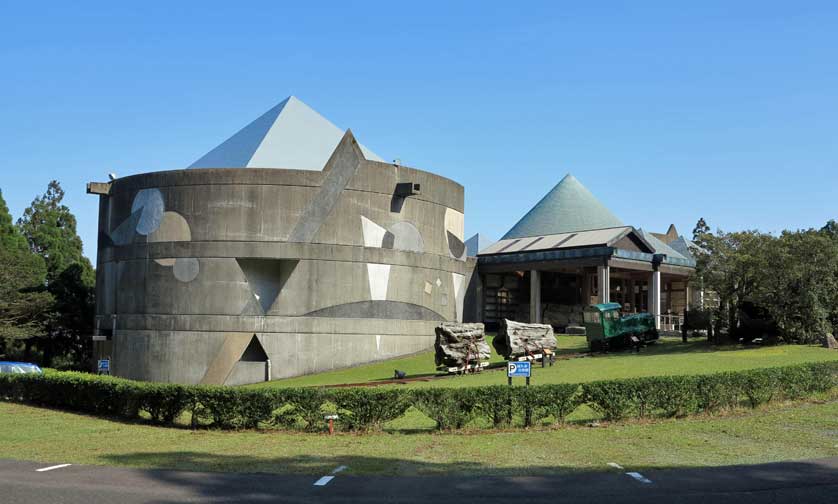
top-left (0, 457), bottom-right (836, 503)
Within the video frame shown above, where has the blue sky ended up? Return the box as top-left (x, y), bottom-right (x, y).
top-left (2, 1), bottom-right (836, 260)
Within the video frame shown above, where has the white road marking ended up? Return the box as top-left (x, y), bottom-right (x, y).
top-left (607, 462), bottom-right (624, 470)
top-left (313, 476), bottom-right (335, 486)
top-left (331, 465), bottom-right (348, 474)
top-left (626, 471), bottom-right (653, 484)
top-left (36, 464), bottom-right (72, 472)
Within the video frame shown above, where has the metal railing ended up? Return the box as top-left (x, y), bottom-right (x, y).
top-left (621, 311), bottom-right (684, 332)
top-left (659, 313), bottom-right (684, 332)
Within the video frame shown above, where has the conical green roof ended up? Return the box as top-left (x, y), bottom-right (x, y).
top-left (502, 174), bottom-right (623, 239)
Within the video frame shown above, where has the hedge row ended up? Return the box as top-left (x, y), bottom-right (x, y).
top-left (1, 362), bottom-right (836, 431)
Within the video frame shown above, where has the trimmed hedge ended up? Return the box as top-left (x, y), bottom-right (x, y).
top-left (1, 362), bottom-right (836, 432)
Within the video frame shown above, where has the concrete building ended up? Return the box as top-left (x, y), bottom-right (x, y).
top-left (475, 174), bottom-right (697, 332)
top-left (88, 96), bottom-right (473, 385)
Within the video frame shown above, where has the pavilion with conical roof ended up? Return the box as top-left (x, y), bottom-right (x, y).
top-left (477, 174), bottom-right (696, 331)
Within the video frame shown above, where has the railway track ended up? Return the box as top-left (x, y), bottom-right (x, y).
top-left (324, 350), bottom-right (591, 388)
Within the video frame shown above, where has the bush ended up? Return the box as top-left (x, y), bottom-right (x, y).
top-left (694, 372), bottom-right (739, 412)
top-left (735, 368), bottom-right (779, 408)
top-left (582, 380), bottom-right (637, 421)
top-left (332, 388), bottom-right (412, 431)
top-left (193, 387), bottom-right (275, 429)
top-left (271, 388), bottom-right (332, 432)
top-left (648, 376), bottom-right (699, 417)
top-left (412, 388), bottom-right (479, 430)
top-left (1, 361), bottom-right (836, 431)
top-left (137, 382), bottom-right (191, 424)
top-left (472, 385), bottom-right (515, 428)
top-left (515, 384), bottom-right (582, 426)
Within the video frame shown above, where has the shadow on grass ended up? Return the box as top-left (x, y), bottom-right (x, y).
top-left (92, 451), bottom-right (838, 503)
top-left (591, 337), bottom-right (770, 359)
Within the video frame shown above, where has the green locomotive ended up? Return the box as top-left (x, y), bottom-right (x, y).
top-left (583, 303), bottom-right (659, 351)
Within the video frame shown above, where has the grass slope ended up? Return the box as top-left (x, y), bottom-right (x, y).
top-left (250, 337), bottom-right (838, 389)
top-left (1, 399), bottom-right (836, 476)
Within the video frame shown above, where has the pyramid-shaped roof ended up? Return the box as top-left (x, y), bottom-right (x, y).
top-left (501, 174), bottom-right (624, 239)
top-left (637, 229), bottom-right (689, 262)
top-left (189, 96), bottom-right (384, 170)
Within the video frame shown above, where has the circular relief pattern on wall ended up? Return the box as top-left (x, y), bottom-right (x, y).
top-left (131, 188), bottom-right (165, 236)
top-left (173, 257), bottom-right (200, 283)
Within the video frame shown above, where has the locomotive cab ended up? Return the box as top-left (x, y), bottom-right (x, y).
top-left (583, 303), bottom-right (622, 351)
top-left (584, 303), bottom-right (658, 351)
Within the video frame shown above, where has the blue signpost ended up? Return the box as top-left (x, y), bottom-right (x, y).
top-left (507, 360), bottom-right (531, 386)
top-left (97, 359), bottom-right (110, 375)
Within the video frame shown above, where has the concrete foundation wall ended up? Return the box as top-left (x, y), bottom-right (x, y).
top-left (94, 133), bottom-right (472, 384)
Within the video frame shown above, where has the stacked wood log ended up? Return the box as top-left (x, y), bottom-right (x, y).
top-left (434, 322), bottom-right (491, 367)
top-left (493, 319), bottom-right (557, 359)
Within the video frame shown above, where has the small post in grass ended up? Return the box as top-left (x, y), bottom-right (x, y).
top-left (325, 414), bottom-right (338, 435)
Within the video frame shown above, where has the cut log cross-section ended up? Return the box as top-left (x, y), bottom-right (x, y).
top-left (493, 319), bottom-right (557, 359)
top-left (434, 322), bottom-right (491, 368)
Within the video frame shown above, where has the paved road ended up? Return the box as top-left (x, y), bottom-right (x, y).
top-left (1, 457), bottom-right (836, 503)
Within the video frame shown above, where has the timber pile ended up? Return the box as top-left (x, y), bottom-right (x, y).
top-left (494, 319), bottom-right (557, 359)
top-left (434, 322), bottom-right (491, 367)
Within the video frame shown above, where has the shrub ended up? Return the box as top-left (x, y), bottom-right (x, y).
top-left (193, 387), bottom-right (276, 429)
top-left (331, 388), bottom-right (412, 431)
top-left (648, 376), bottom-right (699, 417)
top-left (136, 382), bottom-right (191, 424)
top-left (1, 361), bottom-right (835, 431)
top-left (694, 372), bottom-right (739, 412)
top-left (412, 388), bottom-right (479, 430)
top-left (582, 380), bottom-right (637, 421)
top-left (271, 388), bottom-right (332, 432)
top-left (515, 383), bottom-right (582, 426)
top-left (472, 385), bottom-right (515, 428)
top-left (735, 368), bottom-right (779, 408)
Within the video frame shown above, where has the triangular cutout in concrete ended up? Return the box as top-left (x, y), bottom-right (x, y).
top-left (240, 335), bottom-right (269, 362)
top-left (236, 258), bottom-right (299, 314)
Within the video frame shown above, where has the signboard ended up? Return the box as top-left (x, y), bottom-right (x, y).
top-left (97, 359), bottom-right (110, 374)
top-left (507, 361), bottom-right (531, 378)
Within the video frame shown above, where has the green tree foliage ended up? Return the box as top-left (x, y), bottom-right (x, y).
top-left (694, 218), bottom-right (838, 343)
top-left (17, 181), bottom-right (88, 283)
top-left (10, 182), bottom-right (95, 367)
top-left (0, 190), bottom-right (51, 356)
top-left (757, 231), bottom-right (838, 343)
top-left (692, 217), bottom-right (710, 244)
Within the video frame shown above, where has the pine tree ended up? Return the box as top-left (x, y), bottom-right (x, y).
top-left (17, 180), bottom-right (88, 283)
top-left (13, 181), bottom-right (94, 366)
top-left (0, 189), bottom-right (51, 358)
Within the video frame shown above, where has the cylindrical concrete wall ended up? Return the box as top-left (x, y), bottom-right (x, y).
top-left (93, 136), bottom-right (472, 384)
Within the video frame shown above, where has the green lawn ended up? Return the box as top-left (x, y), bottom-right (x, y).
top-left (249, 336), bottom-right (838, 389)
top-left (2, 398), bottom-right (836, 476)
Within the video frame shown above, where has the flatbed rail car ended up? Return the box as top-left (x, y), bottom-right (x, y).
top-left (583, 303), bottom-right (658, 351)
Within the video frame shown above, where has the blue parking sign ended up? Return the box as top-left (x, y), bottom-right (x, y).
top-left (98, 359), bottom-right (110, 373)
top-left (507, 361), bottom-right (531, 378)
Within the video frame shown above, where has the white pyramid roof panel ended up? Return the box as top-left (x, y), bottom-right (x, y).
top-left (189, 96), bottom-right (384, 171)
